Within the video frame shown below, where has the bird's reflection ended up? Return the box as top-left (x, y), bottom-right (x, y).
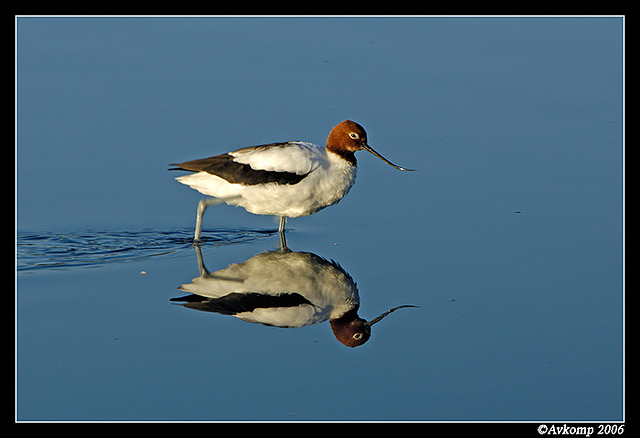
top-left (171, 237), bottom-right (416, 347)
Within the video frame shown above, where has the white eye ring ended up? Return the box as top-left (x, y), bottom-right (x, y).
top-left (353, 332), bottom-right (363, 340)
top-left (349, 132), bottom-right (359, 140)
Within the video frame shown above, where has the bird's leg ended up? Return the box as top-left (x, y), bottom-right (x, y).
top-left (193, 244), bottom-right (210, 276)
top-left (194, 198), bottom-right (224, 242)
top-left (277, 216), bottom-right (290, 251)
top-left (277, 216), bottom-right (288, 251)
top-left (278, 216), bottom-right (287, 233)
top-left (279, 230), bottom-right (288, 251)
top-left (193, 196), bottom-right (240, 242)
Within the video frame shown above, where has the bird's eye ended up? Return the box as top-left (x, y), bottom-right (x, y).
top-left (353, 333), bottom-right (363, 340)
top-left (349, 132), bottom-right (359, 140)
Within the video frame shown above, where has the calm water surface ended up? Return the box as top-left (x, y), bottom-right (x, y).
top-left (17, 16), bottom-right (623, 421)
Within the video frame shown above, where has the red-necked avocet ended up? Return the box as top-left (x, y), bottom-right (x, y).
top-left (172, 120), bottom-right (415, 241)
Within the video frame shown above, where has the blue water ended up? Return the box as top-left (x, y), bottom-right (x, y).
top-left (16, 16), bottom-right (623, 421)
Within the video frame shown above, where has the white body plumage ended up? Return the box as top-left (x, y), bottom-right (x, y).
top-left (175, 142), bottom-right (357, 218)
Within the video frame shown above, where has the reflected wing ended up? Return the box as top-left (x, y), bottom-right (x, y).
top-left (170, 292), bottom-right (312, 316)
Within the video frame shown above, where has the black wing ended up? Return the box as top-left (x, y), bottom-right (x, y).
top-left (170, 143), bottom-right (309, 186)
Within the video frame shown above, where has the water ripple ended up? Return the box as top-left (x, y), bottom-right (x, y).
top-left (16, 228), bottom-right (276, 272)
